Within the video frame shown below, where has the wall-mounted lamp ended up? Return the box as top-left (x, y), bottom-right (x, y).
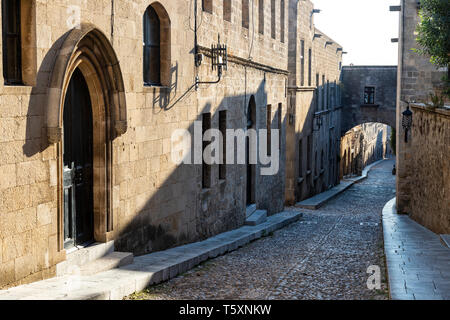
top-left (196, 34), bottom-right (228, 90)
top-left (402, 105), bottom-right (413, 143)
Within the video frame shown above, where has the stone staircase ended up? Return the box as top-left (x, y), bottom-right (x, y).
top-left (56, 241), bottom-right (134, 277)
top-left (245, 205), bottom-right (268, 226)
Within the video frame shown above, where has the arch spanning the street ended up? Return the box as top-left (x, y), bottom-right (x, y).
top-left (340, 65), bottom-right (397, 136)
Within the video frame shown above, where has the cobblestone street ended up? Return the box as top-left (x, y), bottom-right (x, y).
top-left (129, 159), bottom-right (396, 300)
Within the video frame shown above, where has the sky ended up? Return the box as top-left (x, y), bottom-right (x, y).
top-left (312, 0), bottom-right (400, 66)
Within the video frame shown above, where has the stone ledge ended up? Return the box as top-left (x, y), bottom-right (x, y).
top-left (0, 211), bottom-right (303, 300)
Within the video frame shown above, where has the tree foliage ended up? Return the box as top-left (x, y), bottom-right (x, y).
top-left (415, 0), bottom-right (450, 68)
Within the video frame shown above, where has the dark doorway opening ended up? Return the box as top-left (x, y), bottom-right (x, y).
top-left (63, 68), bottom-right (94, 249)
top-left (246, 96), bottom-right (256, 206)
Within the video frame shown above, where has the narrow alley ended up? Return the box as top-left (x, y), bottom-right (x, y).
top-left (129, 159), bottom-right (396, 300)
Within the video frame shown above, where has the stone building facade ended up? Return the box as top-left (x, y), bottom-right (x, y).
top-left (285, 0), bottom-right (343, 204)
top-left (394, 0), bottom-right (448, 216)
top-left (340, 123), bottom-right (390, 179)
top-left (0, 0), bottom-right (289, 288)
top-left (341, 65), bottom-right (397, 134)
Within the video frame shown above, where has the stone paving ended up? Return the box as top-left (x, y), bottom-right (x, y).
top-left (383, 198), bottom-right (450, 300)
top-left (128, 159), bottom-right (397, 300)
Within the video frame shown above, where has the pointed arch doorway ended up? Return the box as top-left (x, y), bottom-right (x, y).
top-left (45, 24), bottom-right (127, 251)
top-left (63, 68), bottom-right (94, 248)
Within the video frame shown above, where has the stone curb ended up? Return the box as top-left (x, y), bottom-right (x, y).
top-left (296, 159), bottom-right (387, 210)
top-left (0, 211), bottom-right (303, 300)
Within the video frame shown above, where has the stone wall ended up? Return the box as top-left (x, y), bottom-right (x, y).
top-left (341, 66), bottom-right (397, 134)
top-left (0, 0), bottom-right (288, 288)
top-left (408, 104), bottom-right (450, 234)
top-left (395, 0), bottom-right (448, 214)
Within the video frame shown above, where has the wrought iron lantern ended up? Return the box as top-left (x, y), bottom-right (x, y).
top-left (402, 106), bottom-right (413, 143)
top-left (195, 34), bottom-right (228, 89)
top-left (211, 34), bottom-right (228, 78)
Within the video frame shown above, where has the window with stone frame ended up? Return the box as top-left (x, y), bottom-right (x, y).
top-left (271, 0), bottom-right (276, 39)
top-left (223, 0), bottom-right (232, 21)
top-left (300, 40), bottom-right (305, 86)
top-left (2, 0), bottom-right (36, 86)
top-left (258, 0), bottom-right (264, 34)
top-left (280, 0), bottom-right (285, 43)
top-left (219, 110), bottom-right (227, 180)
top-left (308, 48), bottom-right (312, 86)
top-left (143, 4), bottom-right (171, 87)
top-left (364, 86), bottom-right (376, 104)
top-left (266, 105), bottom-right (272, 156)
top-left (242, 0), bottom-right (250, 29)
top-left (202, 113), bottom-right (212, 189)
top-left (202, 0), bottom-right (213, 13)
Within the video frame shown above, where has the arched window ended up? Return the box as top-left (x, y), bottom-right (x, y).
top-left (143, 3), bottom-right (170, 87)
top-left (2, 0), bottom-right (36, 86)
top-left (144, 6), bottom-right (161, 85)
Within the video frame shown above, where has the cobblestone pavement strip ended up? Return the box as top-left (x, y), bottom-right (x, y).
top-left (128, 159), bottom-right (396, 300)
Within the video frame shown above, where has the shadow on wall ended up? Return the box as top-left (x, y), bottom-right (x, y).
top-left (22, 39), bottom-right (286, 256)
top-left (114, 79), bottom-right (286, 255)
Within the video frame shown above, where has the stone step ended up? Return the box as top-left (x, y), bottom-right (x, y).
top-left (440, 235), bottom-right (450, 249)
top-left (56, 241), bottom-right (115, 276)
top-left (246, 204), bottom-right (257, 218)
top-left (245, 210), bottom-right (268, 226)
top-left (77, 252), bottom-right (134, 276)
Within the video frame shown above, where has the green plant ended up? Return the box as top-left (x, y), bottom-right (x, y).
top-left (415, 0), bottom-right (450, 69)
top-left (414, 0), bottom-right (450, 98)
top-left (425, 91), bottom-right (445, 109)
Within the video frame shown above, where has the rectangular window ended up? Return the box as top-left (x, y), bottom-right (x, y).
top-left (203, 0), bottom-right (213, 13)
top-left (308, 48), bottom-right (312, 86)
top-left (202, 113), bottom-right (212, 189)
top-left (364, 87), bottom-right (375, 104)
top-left (307, 135), bottom-right (312, 171)
top-left (300, 40), bottom-right (305, 87)
top-left (219, 111), bottom-right (227, 180)
top-left (223, 0), bottom-right (232, 21)
top-left (322, 75), bottom-right (325, 111)
top-left (278, 103), bottom-right (282, 147)
top-left (315, 73), bottom-right (319, 112)
top-left (266, 105), bottom-right (272, 156)
top-left (271, 0), bottom-right (276, 39)
top-left (298, 139), bottom-right (303, 177)
top-left (327, 80), bottom-right (330, 109)
top-left (280, 0), bottom-right (285, 43)
top-left (2, 0), bottom-right (22, 85)
top-left (242, 0), bottom-right (249, 29)
top-left (258, 0), bottom-right (264, 34)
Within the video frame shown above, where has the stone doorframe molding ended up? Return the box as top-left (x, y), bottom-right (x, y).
top-left (45, 23), bottom-right (127, 251)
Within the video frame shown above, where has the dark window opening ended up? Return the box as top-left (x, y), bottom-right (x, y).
top-left (298, 139), bottom-right (303, 177)
top-left (278, 103), bottom-right (282, 147)
top-left (203, 0), bottom-right (213, 13)
top-left (258, 0), bottom-right (264, 34)
top-left (242, 0), bottom-right (249, 29)
top-left (280, 0), bottom-right (285, 43)
top-left (300, 40), bottom-right (305, 87)
top-left (267, 105), bottom-right (272, 156)
top-left (223, 0), bottom-right (232, 21)
top-left (143, 6), bottom-right (161, 86)
top-left (308, 48), bottom-right (312, 86)
top-left (315, 73), bottom-right (319, 112)
top-left (2, 0), bottom-right (23, 85)
top-left (271, 0), bottom-right (276, 39)
top-left (202, 113), bottom-right (212, 189)
top-left (364, 87), bottom-right (375, 104)
top-left (219, 111), bottom-right (227, 180)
